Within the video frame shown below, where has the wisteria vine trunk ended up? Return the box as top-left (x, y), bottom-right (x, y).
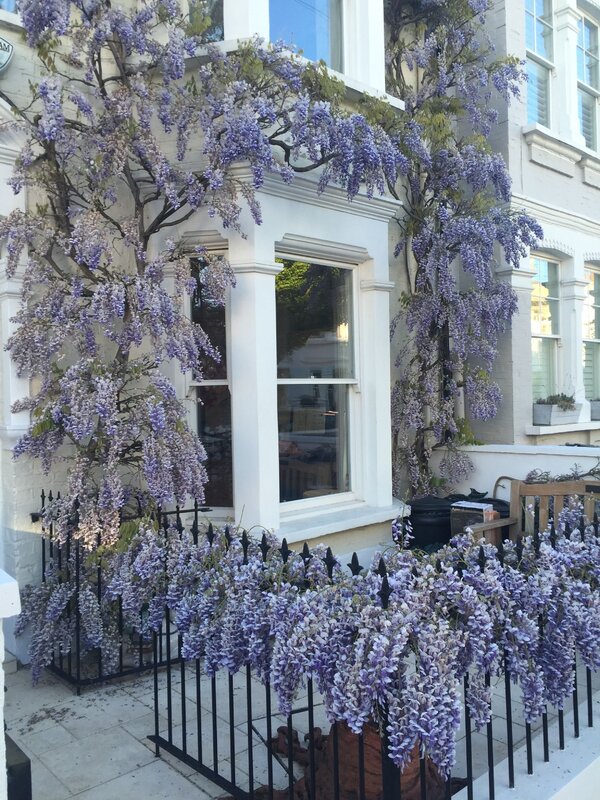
top-left (383, 0), bottom-right (543, 495)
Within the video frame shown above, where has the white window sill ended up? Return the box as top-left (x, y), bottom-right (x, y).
top-left (526, 421), bottom-right (600, 435)
top-left (0, 9), bottom-right (21, 30)
top-left (194, 39), bottom-right (404, 112)
top-left (522, 124), bottom-right (600, 185)
top-left (279, 498), bottom-right (407, 544)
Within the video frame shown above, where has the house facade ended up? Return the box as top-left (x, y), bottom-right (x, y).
top-left (468, 0), bottom-right (600, 447)
top-left (0, 0), bottom-right (407, 660)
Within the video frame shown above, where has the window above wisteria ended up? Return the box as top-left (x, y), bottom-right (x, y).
top-left (269, 0), bottom-right (343, 72)
top-left (0, 0), bottom-right (16, 13)
top-left (525, 0), bottom-right (553, 128)
top-left (526, 0), bottom-right (553, 61)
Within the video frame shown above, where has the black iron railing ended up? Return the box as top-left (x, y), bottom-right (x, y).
top-left (149, 526), bottom-right (599, 800)
top-left (36, 490), bottom-right (212, 691)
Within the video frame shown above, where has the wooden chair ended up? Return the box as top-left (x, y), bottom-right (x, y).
top-left (468, 479), bottom-right (600, 545)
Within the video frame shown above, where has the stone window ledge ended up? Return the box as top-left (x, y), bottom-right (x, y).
top-left (522, 125), bottom-right (600, 187)
top-left (280, 499), bottom-right (407, 544)
top-left (526, 421), bottom-right (600, 436)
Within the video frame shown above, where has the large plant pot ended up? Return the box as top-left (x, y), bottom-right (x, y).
top-left (591, 401), bottom-right (600, 421)
top-left (532, 403), bottom-right (582, 426)
top-left (270, 721), bottom-right (446, 800)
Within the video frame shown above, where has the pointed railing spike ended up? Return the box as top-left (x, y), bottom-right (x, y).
top-left (497, 539), bottom-right (505, 566)
top-left (224, 525), bottom-right (232, 549)
top-left (516, 536), bottom-right (523, 562)
top-left (323, 547), bottom-right (337, 580)
top-left (206, 522), bottom-right (215, 546)
top-left (347, 552), bottom-right (363, 576)
top-left (478, 545), bottom-right (486, 572)
top-left (241, 529), bottom-right (249, 565)
top-left (378, 574), bottom-right (392, 609)
top-left (377, 557), bottom-right (387, 577)
top-left (301, 542), bottom-right (312, 565)
top-left (280, 538), bottom-right (290, 564)
top-left (260, 533), bottom-right (270, 563)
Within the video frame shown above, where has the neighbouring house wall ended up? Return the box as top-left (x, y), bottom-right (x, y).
top-left (430, 444), bottom-right (600, 502)
top-left (475, 0), bottom-right (600, 447)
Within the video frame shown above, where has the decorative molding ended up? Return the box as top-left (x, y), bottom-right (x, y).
top-left (230, 261), bottom-right (282, 276)
top-left (583, 252), bottom-right (600, 263)
top-left (276, 234), bottom-right (370, 265)
top-left (360, 279), bottom-right (395, 292)
top-left (511, 194), bottom-right (600, 239)
top-left (538, 238), bottom-right (576, 257)
top-left (522, 127), bottom-right (582, 178)
top-left (581, 157), bottom-right (600, 189)
top-left (180, 229), bottom-right (228, 252)
top-left (229, 165), bottom-right (401, 223)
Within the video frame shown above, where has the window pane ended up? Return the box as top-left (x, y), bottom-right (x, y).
top-left (276, 261), bottom-right (354, 379)
top-left (278, 384), bottom-right (349, 502)
top-left (584, 341), bottom-right (600, 399)
top-left (269, 0), bottom-right (343, 71)
top-left (579, 89), bottom-right (596, 149)
top-left (190, 0), bottom-right (224, 42)
top-left (196, 386), bottom-right (232, 507)
top-left (0, 0), bottom-right (16, 11)
top-left (535, 20), bottom-right (553, 60)
top-left (527, 60), bottom-right (550, 126)
top-left (531, 257), bottom-right (559, 335)
top-left (532, 337), bottom-right (556, 399)
top-left (191, 272), bottom-right (227, 380)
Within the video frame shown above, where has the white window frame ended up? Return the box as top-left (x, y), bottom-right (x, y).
top-left (275, 251), bottom-right (362, 512)
top-left (526, 0), bottom-right (554, 128)
top-left (583, 266), bottom-right (600, 399)
top-left (531, 254), bottom-right (561, 400)
top-left (185, 245), bottom-right (235, 515)
top-left (223, 0), bottom-right (386, 94)
top-left (577, 14), bottom-right (600, 150)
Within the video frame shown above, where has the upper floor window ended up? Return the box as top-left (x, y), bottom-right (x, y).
top-left (276, 259), bottom-right (354, 503)
top-left (526, 0), bottom-right (553, 127)
top-left (531, 256), bottom-right (560, 400)
top-left (578, 17), bottom-right (599, 148)
top-left (0, 0), bottom-right (16, 12)
top-left (583, 268), bottom-right (600, 399)
top-left (269, 0), bottom-right (343, 72)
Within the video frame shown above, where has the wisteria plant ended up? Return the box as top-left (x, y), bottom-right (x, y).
top-left (18, 502), bottom-right (600, 776)
top-left (383, 0), bottom-right (543, 494)
top-left (0, 0), bottom-right (405, 543)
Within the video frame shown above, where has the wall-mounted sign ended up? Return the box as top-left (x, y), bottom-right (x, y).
top-left (0, 37), bottom-right (13, 74)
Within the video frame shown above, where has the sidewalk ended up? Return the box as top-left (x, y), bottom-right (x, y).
top-left (4, 666), bottom-right (220, 800)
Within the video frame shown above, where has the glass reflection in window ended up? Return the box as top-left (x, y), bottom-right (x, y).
top-left (269, 0), bottom-right (343, 71)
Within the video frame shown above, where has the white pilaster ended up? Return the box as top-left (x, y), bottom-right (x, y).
top-left (561, 275), bottom-right (589, 410)
top-left (554, 2), bottom-right (586, 148)
top-left (224, 0), bottom-right (269, 40)
top-left (343, 0), bottom-right (386, 93)
top-left (227, 224), bottom-right (281, 531)
top-left (358, 272), bottom-right (394, 505)
top-left (0, 292), bottom-right (29, 434)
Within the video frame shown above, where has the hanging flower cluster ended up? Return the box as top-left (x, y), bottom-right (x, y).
top-left (17, 502), bottom-right (600, 776)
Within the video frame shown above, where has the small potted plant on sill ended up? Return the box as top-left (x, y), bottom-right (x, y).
top-left (533, 393), bottom-right (581, 426)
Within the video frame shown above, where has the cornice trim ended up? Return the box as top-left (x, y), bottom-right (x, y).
top-left (360, 279), bottom-right (395, 292)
